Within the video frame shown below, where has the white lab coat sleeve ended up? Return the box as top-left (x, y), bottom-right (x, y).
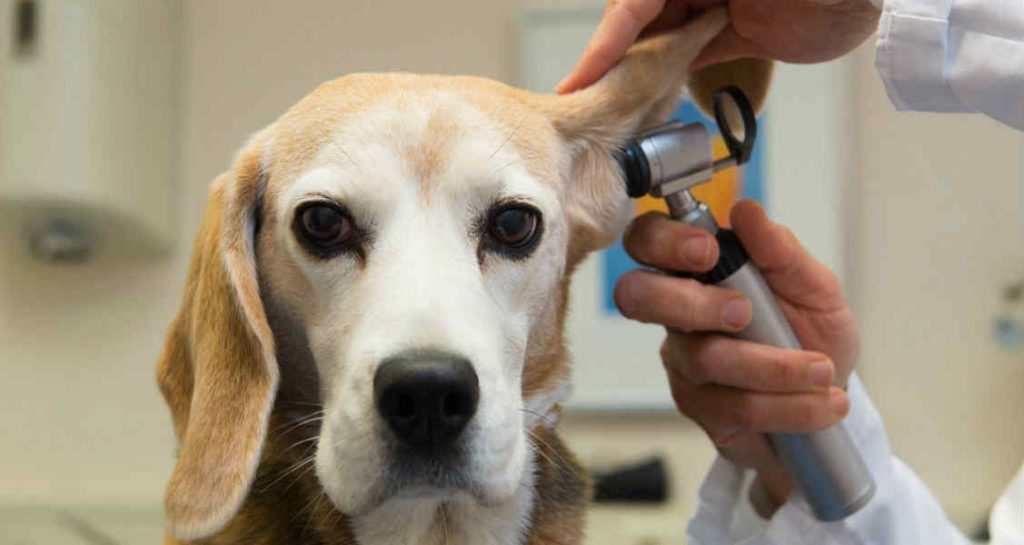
top-left (685, 373), bottom-right (974, 545)
top-left (873, 0), bottom-right (1024, 130)
top-left (990, 464), bottom-right (1024, 545)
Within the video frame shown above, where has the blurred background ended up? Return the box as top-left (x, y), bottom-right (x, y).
top-left (0, 1), bottom-right (1021, 543)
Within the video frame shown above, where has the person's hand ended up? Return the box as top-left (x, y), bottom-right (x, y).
top-left (613, 200), bottom-right (860, 505)
top-left (557, 0), bottom-right (881, 93)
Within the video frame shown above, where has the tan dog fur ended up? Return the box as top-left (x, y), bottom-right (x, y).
top-left (158, 9), bottom-right (771, 544)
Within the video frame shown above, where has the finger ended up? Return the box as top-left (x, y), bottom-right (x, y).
top-left (666, 372), bottom-right (783, 470)
top-left (556, 0), bottom-right (666, 93)
top-left (705, 429), bottom-right (782, 472)
top-left (691, 25), bottom-right (764, 70)
top-left (670, 379), bottom-right (850, 435)
top-left (730, 200), bottom-right (845, 311)
top-left (638, 0), bottom-right (692, 37)
top-left (623, 212), bottom-right (719, 271)
top-left (615, 270), bottom-right (751, 332)
top-left (662, 332), bottom-right (835, 392)
top-left (643, 0), bottom-right (728, 37)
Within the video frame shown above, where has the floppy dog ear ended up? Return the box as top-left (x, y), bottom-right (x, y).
top-left (157, 140), bottom-right (278, 541)
top-left (534, 7), bottom-right (772, 260)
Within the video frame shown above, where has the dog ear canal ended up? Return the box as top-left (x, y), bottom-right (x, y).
top-left (157, 141), bottom-right (279, 541)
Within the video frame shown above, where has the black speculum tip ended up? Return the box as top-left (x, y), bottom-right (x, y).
top-left (617, 139), bottom-right (651, 198)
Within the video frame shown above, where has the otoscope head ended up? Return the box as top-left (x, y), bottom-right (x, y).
top-left (616, 86), bottom-right (757, 199)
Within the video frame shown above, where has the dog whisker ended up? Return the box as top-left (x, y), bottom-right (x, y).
top-left (272, 411), bottom-right (325, 436)
top-left (272, 409), bottom-right (324, 425)
top-left (277, 400), bottom-right (326, 408)
top-left (259, 453), bottom-right (319, 493)
top-left (525, 428), bottom-right (574, 480)
top-left (274, 415), bottom-right (321, 436)
top-left (525, 431), bottom-right (558, 470)
top-left (284, 435), bottom-right (321, 453)
top-left (292, 489), bottom-right (335, 538)
top-left (280, 457), bottom-right (320, 496)
top-left (292, 490), bottom-right (323, 524)
top-left (520, 409), bottom-right (574, 470)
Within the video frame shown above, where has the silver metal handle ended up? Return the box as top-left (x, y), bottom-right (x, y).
top-left (720, 263), bottom-right (876, 520)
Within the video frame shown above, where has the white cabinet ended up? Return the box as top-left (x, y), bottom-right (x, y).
top-left (0, 0), bottom-right (180, 261)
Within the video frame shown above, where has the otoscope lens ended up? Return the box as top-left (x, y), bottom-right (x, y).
top-left (617, 140), bottom-right (651, 198)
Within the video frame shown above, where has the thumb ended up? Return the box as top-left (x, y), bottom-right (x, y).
top-left (691, 25), bottom-right (764, 71)
top-left (557, 0), bottom-right (666, 93)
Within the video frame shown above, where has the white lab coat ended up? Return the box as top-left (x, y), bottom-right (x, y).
top-left (686, 0), bottom-right (1024, 542)
top-left (874, 0), bottom-right (1023, 130)
top-left (687, 375), bottom-right (1024, 544)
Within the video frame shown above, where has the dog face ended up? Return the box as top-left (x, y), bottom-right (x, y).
top-left (260, 79), bottom-right (582, 517)
top-left (157, 9), bottom-right (771, 542)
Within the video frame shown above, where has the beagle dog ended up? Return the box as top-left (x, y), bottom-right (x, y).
top-left (158, 8), bottom-right (771, 545)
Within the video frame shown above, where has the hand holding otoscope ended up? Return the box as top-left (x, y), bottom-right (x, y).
top-left (615, 88), bottom-right (875, 520)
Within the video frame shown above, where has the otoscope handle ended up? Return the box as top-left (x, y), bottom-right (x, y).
top-left (684, 228), bottom-right (876, 521)
top-left (621, 85), bottom-right (875, 518)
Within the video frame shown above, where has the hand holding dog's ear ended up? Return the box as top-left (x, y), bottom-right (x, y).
top-left (557, 0), bottom-right (880, 94)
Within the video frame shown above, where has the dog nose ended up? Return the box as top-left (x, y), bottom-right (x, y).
top-left (374, 351), bottom-right (479, 449)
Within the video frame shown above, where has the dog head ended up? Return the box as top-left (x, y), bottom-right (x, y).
top-left (157, 9), bottom-right (771, 541)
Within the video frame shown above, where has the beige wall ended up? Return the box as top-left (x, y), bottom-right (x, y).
top-left (849, 42), bottom-right (1024, 527)
top-left (0, 1), bottom-right (1020, 539)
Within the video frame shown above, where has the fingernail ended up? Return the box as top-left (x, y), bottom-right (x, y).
top-left (809, 360), bottom-right (833, 388)
top-left (555, 77), bottom-right (570, 93)
top-left (723, 298), bottom-right (751, 329)
top-left (830, 389), bottom-right (849, 416)
top-left (683, 237), bottom-right (711, 266)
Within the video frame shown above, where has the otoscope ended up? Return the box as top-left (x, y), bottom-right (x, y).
top-left (617, 87), bottom-right (876, 521)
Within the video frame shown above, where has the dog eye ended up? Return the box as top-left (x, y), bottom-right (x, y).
top-left (293, 203), bottom-right (358, 256)
top-left (301, 205), bottom-right (351, 244)
top-left (482, 204), bottom-right (542, 259)
top-left (489, 207), bottom-right (537, 247)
